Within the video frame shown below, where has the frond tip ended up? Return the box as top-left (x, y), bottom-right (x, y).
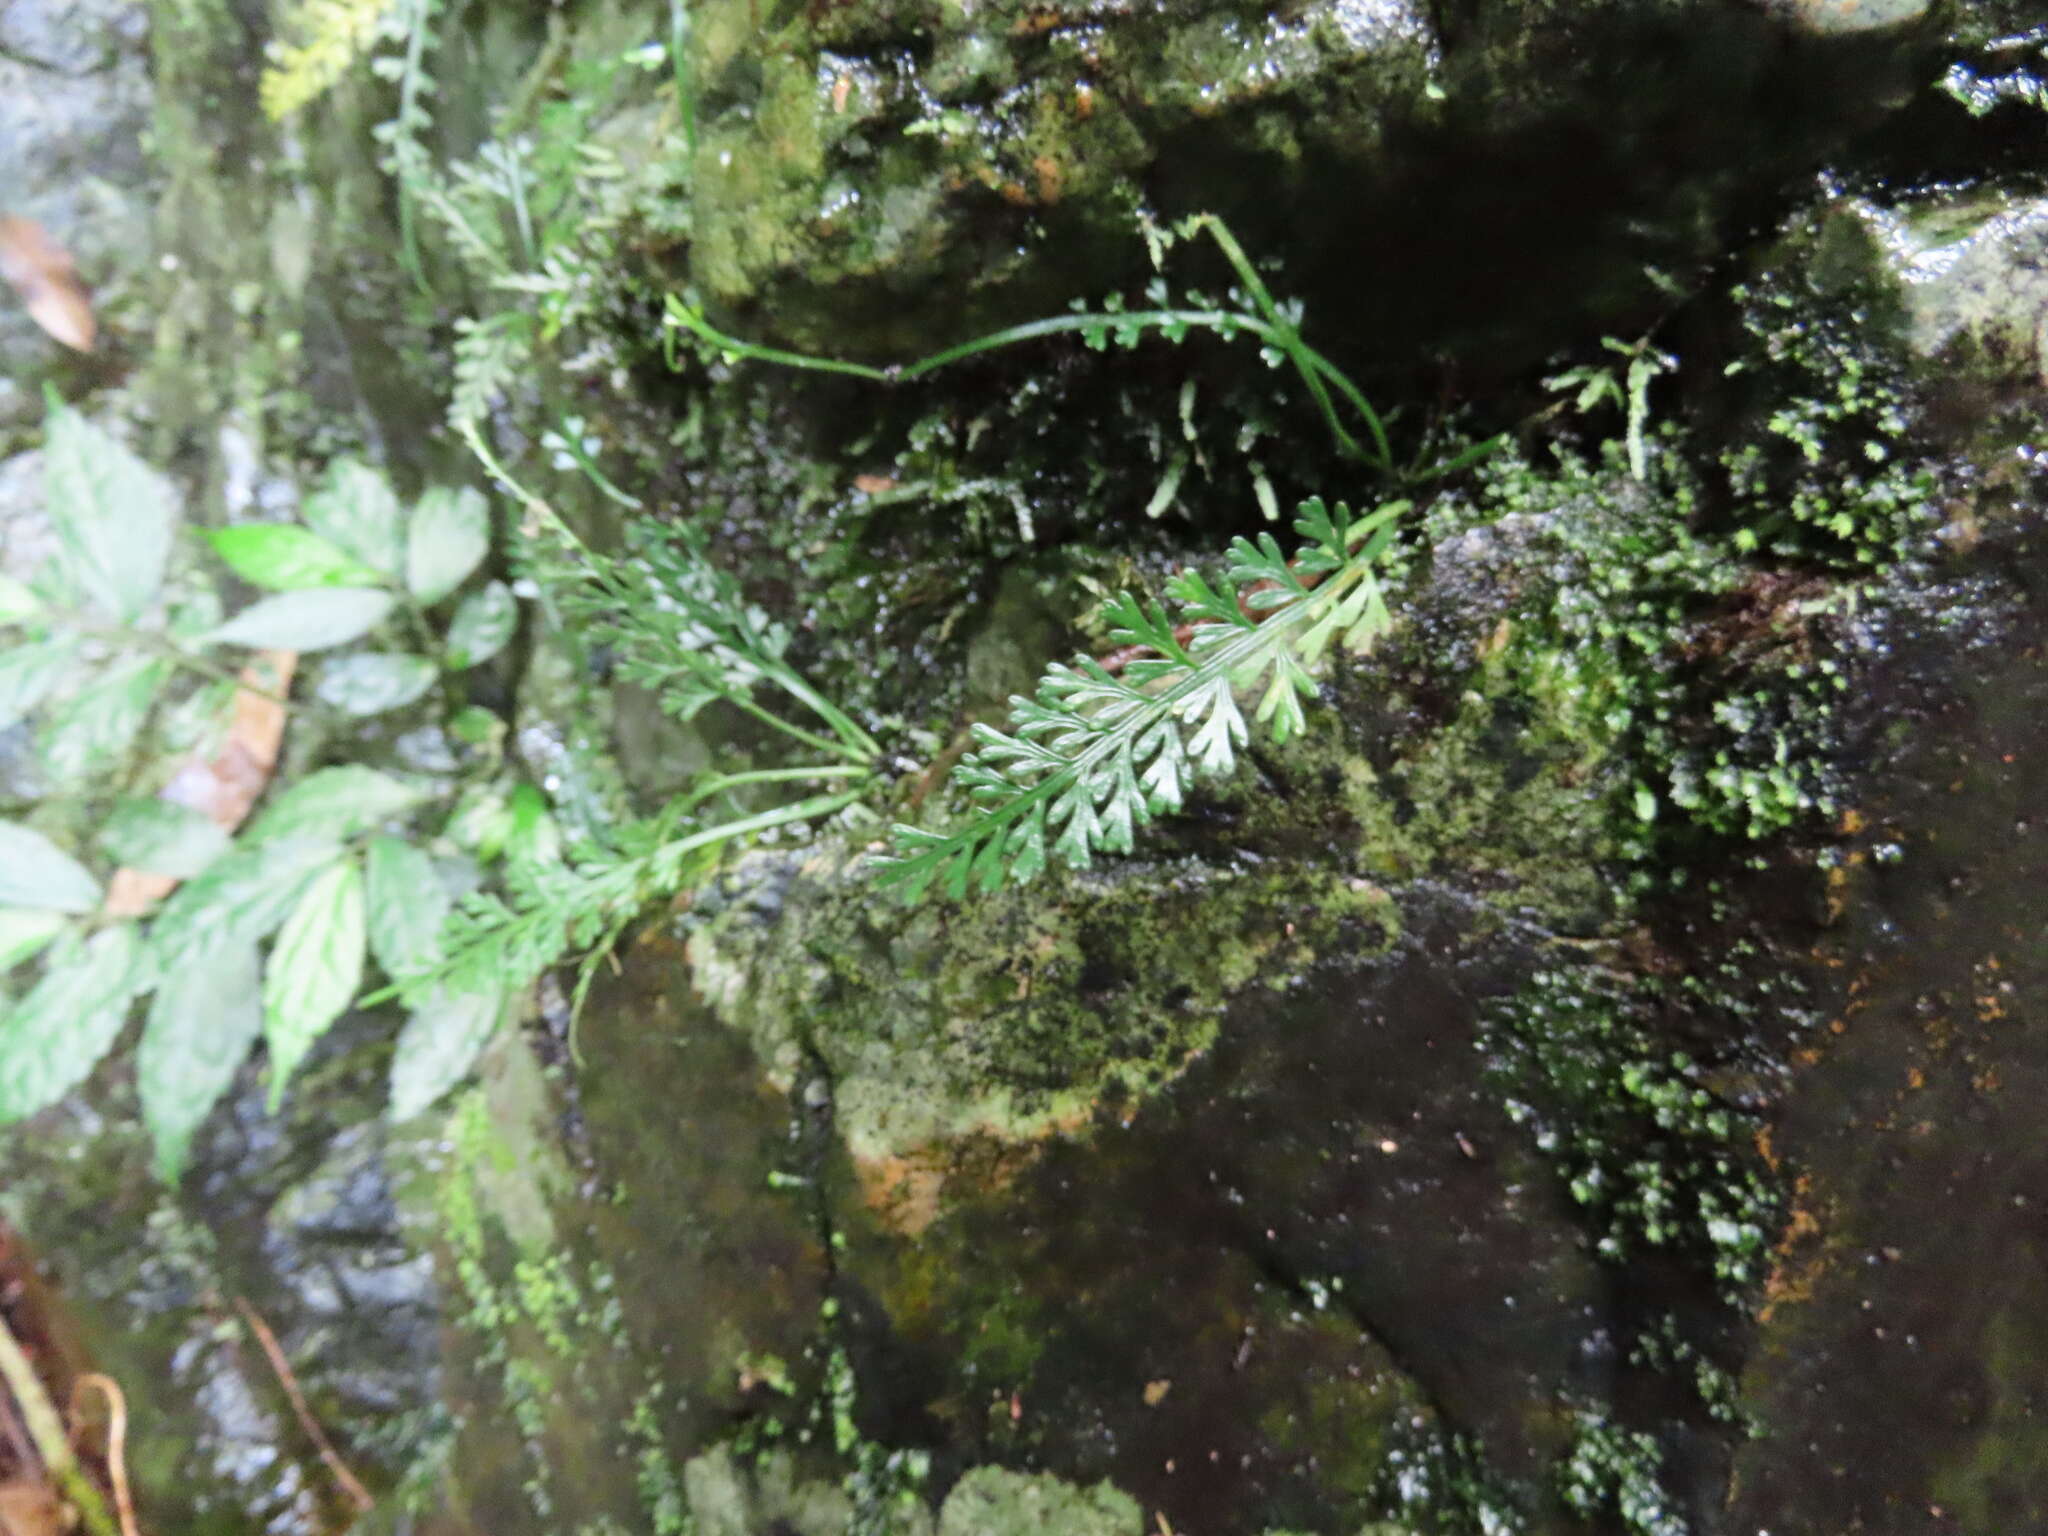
top-left (876, 496), bottom-right (1406, 902)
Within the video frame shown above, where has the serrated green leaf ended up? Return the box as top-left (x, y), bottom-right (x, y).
top-left (0, 820), bottom-right (101, 912)
top-left (0, 573), bottom-right (43, 624)
top-left (209, 588), bottom-right (395, 651)
top-left (389, 984), bottom-right (506, 1119)
top-left (148, 835), bottom-right (338, 958)
top-left (315, 652), bottom-right (437, 715)
top-left (262, 859), bottom-right (366, 1107)
top-left (43, 404), bottom-right (177, 621)
top-left (39, 655), bottom-right (168, 782)
top-left (138, 937), bottom-right (261, 1181)
top-left (446, 580), bottom-right (515, 668)
top-left (208, 525), bottom-right (381, 590)
top-left (301, 460), bottom-right (405, 576)
top-left (0, 925), bottom-right (142, 1123)
top-left (0, 909), bottom-right (70, 970)
top-left (0, 636), bottom-right (78, 730)
top-left (406, 485), bottom-right (491, 604)
top-left (364, 835), bottom-right (449, 979)
top-left (247, 765), bottom-right (423, 844)
top-left (100, 797), bottom-right (231, 878)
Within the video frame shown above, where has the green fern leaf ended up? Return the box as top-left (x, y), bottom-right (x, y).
top-left (876, 497), bottom-right (1407, 901)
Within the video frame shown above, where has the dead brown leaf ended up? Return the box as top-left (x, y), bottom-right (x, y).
top-left (0, 216), bottom-right (95, 354)
top-left (102, 651), bottom-right (296, 918)
top-left (0, 1478), bottom-right (65, 1536)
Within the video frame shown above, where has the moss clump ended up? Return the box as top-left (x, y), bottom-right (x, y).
top-left (1718, 219), bottom-right (1941, 568)
top-left (1559, 1413), bottom-right (1688, 1536)
top-left (936, 1468), bottom-right (1140, 1536)
top-left (687, 844), bottom-right (1399, 1170)
top-left (1418, 435), bottom-right (1860, 854)
top-left (1486, 969), bottom-right (1776, 1295)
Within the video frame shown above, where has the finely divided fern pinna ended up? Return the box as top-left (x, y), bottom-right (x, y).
top-left (877, 496), bottom-right (1406, 901)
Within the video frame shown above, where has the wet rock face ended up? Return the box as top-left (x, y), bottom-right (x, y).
top-left (0, 1025), bottom-right (442, 1536)
top-left (1733, 514), bottom-right (2048, 1532)
top-left (825, 905), bottom-right (1601, 1535)
top-left (0, 0), bottom-right (153, 439)
top-left (685, 0), bottom-right (1438, 354)
top-left (551, 902), bottom-right (1587, 1536)
top-left (683, 0), bottom-right (1937, 366)
top-left (1845, 186), bottom-right (2048, 381)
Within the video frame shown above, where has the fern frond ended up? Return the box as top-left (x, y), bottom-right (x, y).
top-left (390, 786), bottom-right (865, 1012)
top-left (368, 0), bottom-right (443, 278)
top-left (449, 312), bottom-right (533, 435)
top-left (261, 0), bottom-right (399, 119)
top-left (559, 521), bottom-right (881, 765)
top-left (876, 497), bottom-right (1406, 901)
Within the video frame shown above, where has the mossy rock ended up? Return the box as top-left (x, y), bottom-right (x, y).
top-left (684, 0), bottom-right (1439, 355)
top-left (677, 0), bottom-right (1937, 367)
top-left (935, 1468), bottom-right (1140, 1536)
top-left (686, 844), bottom-right (1401, 1179)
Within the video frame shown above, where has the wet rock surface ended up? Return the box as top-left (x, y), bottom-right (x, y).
top-left (823, 902), bottom-right (1600, 1533)
top-left (683, 0), bottom-right (1942, 369)
top-left (5, 0), bottom-right (2048, 1532)
top-left (1732, 515), bottom-right (2048, 1533)
top-left (0, 1024), bottom-right (439, 1535)
top-left (0, 0), bottom-right (151, 439)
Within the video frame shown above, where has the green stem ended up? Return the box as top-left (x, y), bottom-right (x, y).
top-left (724, 689), bottom-right (859, 761)
top-left (663, 215), bottom-right (1401, 475)
top-left (763, 667), bottom-right (881, 761)
top-left (0, 1320), bottom-right (118, 1536)
top-left (890, 311), bottom-right (1254, 379)
top-left (652, 785), bottom-right (866, 865)
top-left (672, 764), bottom-right (870, 814)
top-left (555, 425), bottom-right (644, 509)
top-left (1185, 213), bottom-right (1387, 471)
top-left (464, 423), bottom-right (559, 526)
top-left (668, 300), bottom-right (1259, 385)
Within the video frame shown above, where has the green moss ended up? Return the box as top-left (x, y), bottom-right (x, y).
top-left (1559, 1414), bottom-right (1686, 1536)
top-left (689, 844), bottom-right (1398, 1166)
top-left (1927, 1305), bottom-right (2048, 1530)
top-left (1486, 968), bottom-right (1775, 1296)
top-left (1720, 221), bottom-right (1940, 568)
top-left (936, 1468), bottom-right (1140, 1536)
top-left (425, 1049), bottom-right (662, 1531)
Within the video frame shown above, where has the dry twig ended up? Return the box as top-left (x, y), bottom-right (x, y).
top-left (230, 1298), bottom-right (373, 1515)
top-left (67, 1376), bottom-right (137, 1536)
